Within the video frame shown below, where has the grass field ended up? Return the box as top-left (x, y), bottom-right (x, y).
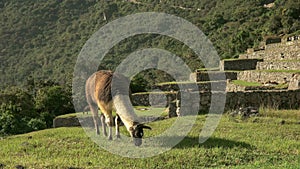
top-left (0, 109), bottom-right (299, 169)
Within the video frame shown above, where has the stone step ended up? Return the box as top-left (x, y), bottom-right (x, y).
top-left (239, 40), bottom-right (300, 60)
top-left (190, 71), bottom-right (237, 82)
top-left (220, 59), bottom-right (262, 71)
top-left (156, 81), bottom-right (227, 92)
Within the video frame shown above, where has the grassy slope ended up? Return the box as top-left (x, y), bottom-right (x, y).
top-left (0, 111), bottom-right (299, 169)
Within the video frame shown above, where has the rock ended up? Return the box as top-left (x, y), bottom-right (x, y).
top-left (15, 165), bottom-right (25, 169)
top-left (53, 117), bottom-right (81, 128)
top-left (288, 73), bottom-right (300, 90)
top-left (230, 106), bottom-right (259, 118)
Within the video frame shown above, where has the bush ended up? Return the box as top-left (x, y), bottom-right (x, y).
top-left (0, 102), bottom-right (32, 135)
top-left (34, 85), bottom-right (75, 127)
top-left (35, 85), bottom-right (75, 116)
top-left (27, 118), bottom-right (47, 131)
top-left (0, 85), bottom-right (74, 136)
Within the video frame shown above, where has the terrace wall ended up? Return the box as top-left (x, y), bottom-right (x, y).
top-left (237, 71), bottom-right (294, 84)
top-left (131, 89), bottom-right (300, 112)
top-left (256, 61), bottom-right (300, 70)
top-left (189, 71), bottom-right (237, 82)
top-left (239, 40), bottom-right (300, 60)
top-left (156, 81), bottom-right (227, 92)
top-left (220, 59), bottom-right (261, 71)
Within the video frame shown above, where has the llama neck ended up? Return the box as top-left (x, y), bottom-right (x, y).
top-left (113, 94), bottom-right (140, 130)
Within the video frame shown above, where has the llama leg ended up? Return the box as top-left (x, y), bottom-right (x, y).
top-left (98, 101), bottom-right (113, 140)
top-left (105, 114), bottom-right (113, 140)
top-left (115, 115), bottom-right (121, 139)
top-left (89, 104), bottom-right (100, 135)
top-left (100, 114), bottom-right (107, 136)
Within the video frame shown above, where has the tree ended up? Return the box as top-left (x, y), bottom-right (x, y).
top-left (35, 85), bottom-right (75, 127)
top-left (0, 88), bottom-right (39, 135)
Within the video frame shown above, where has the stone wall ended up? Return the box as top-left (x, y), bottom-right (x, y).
top-left (220, 59), bottom-right (261, 71)
top-left (226, 90), bottom-right (300, 110)
top-left (237, 71), bottom-right (294, 84)
top-left (131, 36), bottom-right (300, 114)
top-left (226, 80), bottom-right (246, 92)
top-left (156, 81), bottom-right (227, 92)
top-left (226, 83), bottom-right (286, 92)
top-left (288, 74), bottom-right (300, 90)
top-left (131, 92), bottom-right (177, 107)
top-left (131, 89), bottom-right (300, 112)
top-left (190, 71), bottom-right (237, 82)
top-left (256, 61), bottom-right (300, 70)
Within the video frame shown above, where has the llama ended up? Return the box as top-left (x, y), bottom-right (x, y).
top-left (85, 70), bottom-right (151, 146)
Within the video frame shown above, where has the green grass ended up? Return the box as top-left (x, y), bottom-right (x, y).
top-left (196, 67), bottom-right (220, 71)
top-left (132, 91), bottom-right (175, 95)
top-left (156, 80), bottom-right (226, 86)
top-left (55, 113), bottom-right (78, 118)
top-left (222, 58), bottom-right (263, 62)
top-left (231, 80), bottom-right (290, 89)
top-left (261, 70), bottom-right (300, 73)
top-left (263, 59), bottom-right (300, 62)
top-left (231, 80), bottom-right (261, 87)
top-left (134, 107), bottom-right (167, 117)
top-left (0, 110), bottom-right (299, 168)
top-left (259, 108), bottom-right (300, 120)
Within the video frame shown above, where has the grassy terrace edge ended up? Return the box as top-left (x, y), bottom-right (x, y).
top-left (231, 80), bottom-right (261, 87)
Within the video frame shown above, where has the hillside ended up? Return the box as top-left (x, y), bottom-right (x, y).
top-left (1, 0), bottom-right (300, 88)
top-left (0, 113), bottom-right (299, 168)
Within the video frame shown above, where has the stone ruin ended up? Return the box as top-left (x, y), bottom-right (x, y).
top-left (226, 34), bottom-right (300, 91)
top-left (131, 34), bottom-right (300, 116)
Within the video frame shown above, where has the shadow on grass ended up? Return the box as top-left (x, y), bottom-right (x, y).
top-left (174, 136), bottom-right (254, 149)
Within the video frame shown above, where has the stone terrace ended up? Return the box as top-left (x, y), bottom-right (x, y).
top-left (226, 35), bottom-right (300, 89)
top-left (131, 35), bottom-right (300, 113)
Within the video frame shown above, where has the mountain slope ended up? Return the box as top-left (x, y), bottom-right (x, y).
top-left (1, 0), bottom-right (299, 88)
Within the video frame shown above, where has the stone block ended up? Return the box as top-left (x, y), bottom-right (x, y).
top-left (220, 59), bottom-right (262, 71)
top-left (288, 74), bottom-right (300, 90)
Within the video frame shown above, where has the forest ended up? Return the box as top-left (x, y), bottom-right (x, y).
top-left (0, 0), bottom-right (300, 135)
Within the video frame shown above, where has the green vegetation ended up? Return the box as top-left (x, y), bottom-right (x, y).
top-left (231, 80), bottom-right (262, 87)
top-left (265, 59), bottom-right (300, 62)
top-left (157, 80), bottom-right (224, 86)
top-left (55, 113), bottom-right (78, 119)
top-left (222, 58), bottom-right (263, 61)
top-left (0, 2), bottom-right (299, 166)
top-left (0, 82), bottom-right (74, 136)
top-left (231, 80), bottom-right (290, 89)
top-left (260, 69), bottom-right (300, 73)
top-left (259, 108), bottom-right (300, 120)
top-left (132, 91), bottom-right (175, 95)
top-left (0, 110), bottom-right (299, 168)
top-left (1, 0), bottom-right (300, 89)
top-left (274, 83), bottom-right (289, 89)
top-left (196, 67), bottom-right (220, 71)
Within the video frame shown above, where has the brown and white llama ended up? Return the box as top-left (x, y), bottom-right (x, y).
top-left (85, 70), bottom-right (151, 146)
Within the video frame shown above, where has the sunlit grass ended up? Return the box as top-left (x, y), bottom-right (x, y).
top-left (0, 110), bottom-right (299, 168)
top-left (231, 80), bottom-right (261, 87)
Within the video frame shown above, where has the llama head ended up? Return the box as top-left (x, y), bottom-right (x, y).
top-left (130, 123), bottom-right (151, 146)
